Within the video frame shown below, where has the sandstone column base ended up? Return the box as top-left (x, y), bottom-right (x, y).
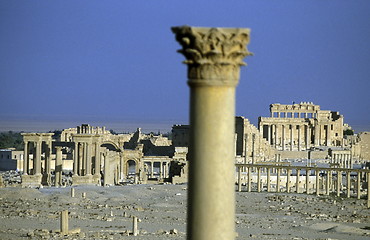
top-left (72, 175), bottom-right (100, 186)
top-left (21, 174), bottom-right (42, 188)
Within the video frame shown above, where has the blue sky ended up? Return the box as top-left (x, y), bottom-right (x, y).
top-left (1, 1), bottom-right (369, 132)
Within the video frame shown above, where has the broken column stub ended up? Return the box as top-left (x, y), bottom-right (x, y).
top-left (60, 210), bottom-right (69, 235)
top-left (172, 26), bottom-right (251, 240)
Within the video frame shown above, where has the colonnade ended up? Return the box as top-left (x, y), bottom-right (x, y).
top-left (263, 123), bottom-right (312, 150)
top-left (143, 160), bottom-right (170, 179)
top-left (262, 122), bottom-right (336, 150)
top-left (271, 111), bottom-right (317, 119)
top-left (70, 135), bottom-right (102, 185)
top-left (332, 152), bottom-right (353, 168)
top-left (73, 140), bottom-right (101, 176)
top-left (21, 133), bottom-right (54, 186)
top-left (236, 164), bottom-right (370, 208)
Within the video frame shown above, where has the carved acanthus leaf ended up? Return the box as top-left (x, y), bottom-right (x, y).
top-left (172, 26), bottom-right (252, 67)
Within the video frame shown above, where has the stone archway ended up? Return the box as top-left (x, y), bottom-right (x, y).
top-left (126, 160), bottom-right (137, 176)
top-left (101, 141), bottom-right (121, 151)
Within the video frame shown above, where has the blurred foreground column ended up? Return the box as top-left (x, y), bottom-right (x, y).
top-left (172, 26), bottom-right (251, 240)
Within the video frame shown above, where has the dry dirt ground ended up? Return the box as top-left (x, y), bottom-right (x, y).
top-left (1, 183), bottom-right (370, 240)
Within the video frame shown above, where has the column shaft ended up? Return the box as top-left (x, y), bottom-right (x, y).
top-left (95, 142), bottom-right (101, 175)
top-left (55, 146), bottom-right (63, 186)
top-left (23, 141), bottom-right (29, 175)
top-left (73, 142), bottom-right (78, 176)
top-left (290, 125), bottom-right (294, 151)
top-left (86, 142), bottom-right (92, 175)
top-left (35, 141), bottom-right (42, 175)
top-left (281, 125), bottom-right (285, 150)
top-left (173, 26), bottom-right (251, 240)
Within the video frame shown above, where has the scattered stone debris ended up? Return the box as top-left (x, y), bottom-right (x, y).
top-left (0, 182), bottom-right (369, 239)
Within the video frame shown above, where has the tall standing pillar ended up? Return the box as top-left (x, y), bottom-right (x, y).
top-left (172, 26), bottom-right (252, 240)
top-left (86, 142), bottom-right (92, 175)
top-left (78, 143), bottom-right (83, 175)
top-left (297, 125), bottom-right (301, 151)
top-left (305, 125), bottom-right (310, 150)
top-left (73, 142), bottom-right (78, 176)
top-left (327, 124), bottom-right (331, 146)
top-left (281, 125), bottom-right (285, 151)
top-left (55, 146), bottom-right (63, 186)
top-left (34, 141), bottom-right (42, 175)
top-left (94, 142), bottom-right (100, 175)
top-left (290, 125), bottom-right (294, 151)
top-left (42, 141), bottom-right (52, 185)
top-left (314, 125), bottom-right (320, 147)
top-left (119, 152), bottom-right (124, 180)
top-left (23, 141), bottom-right (29, 175)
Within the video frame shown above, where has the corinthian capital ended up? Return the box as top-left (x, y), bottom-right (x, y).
top-left (172, 26), bottom-right (252, 86)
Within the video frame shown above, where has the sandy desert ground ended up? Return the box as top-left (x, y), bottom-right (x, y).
top-left (1, 177), bottom-right (370, 239)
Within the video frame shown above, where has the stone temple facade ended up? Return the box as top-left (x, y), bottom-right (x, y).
top-left (259, 102), bottom-right (344, 151)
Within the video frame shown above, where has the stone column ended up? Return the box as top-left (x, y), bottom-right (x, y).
top-left (23, 141), bottom-right (29, 175)
top-left (43, 141), bottom-right (52, 185)
top-left (60, 210), bottom-right (69, 234)
top-left (132, 216), bottom-right (138, 236)
top-left (297, 125), bottom-right (301, 151)
top-left (281, 125), bottom-right (285, 151)
top-left (252, 134), bottom-right (256, 164)
top-left (73, 142), bottom-right (78, 176)
top-left (290, 125), bottom-right (294, 151)
top-left (119, 152), bottom-right (124, 180)
top-left (305, 125), bottom-right (310, 150)
top-left (55, 146), bottom-right (63, 186)
top-left (103, 153), bottom-right (108, 186)
top-left (287, 169), bottom-right (291, 193)
top-left (273, 125), bottom-right (276, 147)
top-left (150, 162), bottom-right (154, 178)
top-left (274, 125), bottom-right (278, 149)
top-left (34, 141), bottom-right (42, 175)
top-left (296, 169), bottom-right (300, 193)
top-left (86, 142), bottom-right (92, 175)
top-left (314, 125), bottom-right (319, 147)
top-left (159, 162), bottom-right (163, 179)
top-left (172, 26), bottom-right (251, 240)
top-left (78, 143), bottom-right (83, 175)
top-left (327, 124), bottom-right (332, 146)
top-left (95, 142), bottom-right (101, 176)
top-left (276, 168), bottom-right (281, 192)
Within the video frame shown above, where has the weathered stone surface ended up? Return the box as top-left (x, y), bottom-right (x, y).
top-left (172, 26), bottom-right (252, 87)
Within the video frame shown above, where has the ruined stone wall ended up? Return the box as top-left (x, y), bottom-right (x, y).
top-left (235, 116), bottom-right (275, 163)
top-left (172, 125), bottom-right (189, 147)
top-left (349, 132), bottom-right (370, 162)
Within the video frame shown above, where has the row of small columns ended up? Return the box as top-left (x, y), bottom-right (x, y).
top-left (73, 141), bottom-right (101, 176)
top-left (144, 161), bottom-right (170, 179)
top-left (264, 124), bottom-right (312, 150)
top-left (236, 164), bottom-right (370, 208)
top-left (271, 111), bottom-right (317, 119)
top-left (264, 123), bottom-right (333, 150)
top-left (23, 140), bottom-right (52, 176)
top-left (332, 153), bottom-right (353, 168)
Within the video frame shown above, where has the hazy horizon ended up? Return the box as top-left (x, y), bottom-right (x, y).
top-left (1, 112), bottom-right (369, 134)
